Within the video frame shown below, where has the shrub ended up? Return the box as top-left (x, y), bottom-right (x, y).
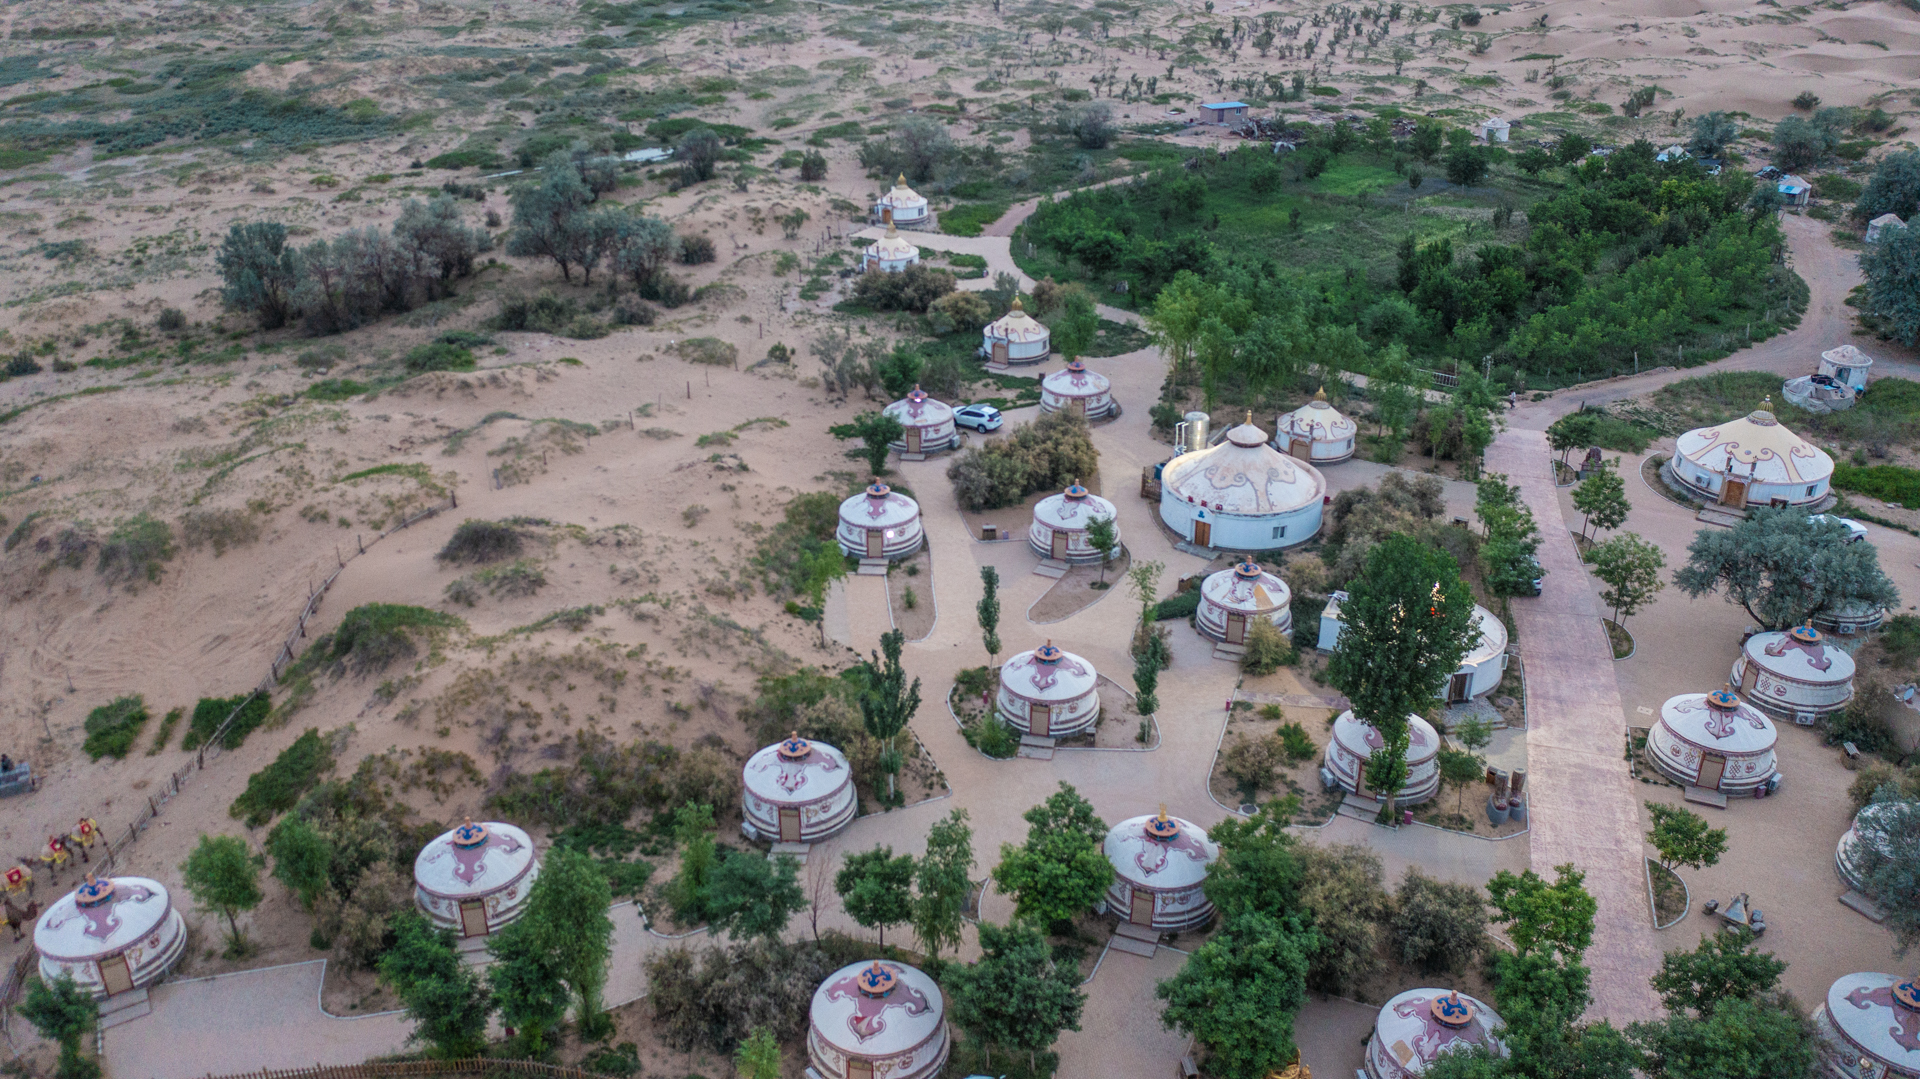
top-left (926, 290), bottom-right (991, 335)
top-left (677, 337), bottom-right (739, 366)
top-left (799, 150), bottom-right (829, 181)
top-left (1153, 590), bottom-right (1202, 621)
top-left (1220, 734), bottom-right (1281, 798)
top-left (1390, 869), bottom-right (1488, 974)
top-left (179, 508), bottom-right (261, 556)
top-left (645, 937), bottom-right (860, 1053)
top-left (492, 291), bottom-right (582, 334)
top-left (851, 264), bottom-right (957, 313)
top-left (1297, 843), bottom-right (1392, 994)
top-left (83, 695), bottom-right (149, 760)
top-left (157, 307), bottom-right (187, 332)
top-left (473, 558), bottom-right (547, 598)
top-left (679, 234), bottom-right (717, 265)
top-left (1240, 618), bottom-right (1293, 675)
top-left (183, 693), bottom-right (273, 751)
top-left (230, 729), bottom-right (334, 827)
top-left (1277, 722), bottom-right (1315, 762)
top-left (612, 294), bottom-right (658, 326)
top-left (97, 513), bottom-right (175, 586)
top-left (945, 410), bottom-right (1099, 511)
top-left (404, 342), bottom-right (475, 373)
top-left (437, 519), bottom-right (523, 564)
top-left (317, 603), bottom-right (463, 677)
top-left (4, 354), bottom-right (41, 378)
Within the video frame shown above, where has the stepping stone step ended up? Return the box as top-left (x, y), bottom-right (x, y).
top-left (1682, 785), bottom-right (1728, 810)
top-left (1212, 643), bottom-right (1247, 661)
top-left (1839, 889), bottom-right (1886, 922)
top-left (1016, 744), bottom-right (1054, 760)
top-left (855, 558), bottom-right (890, 576)
top-left (1113, 921), bottom-right (1159, 943)
top-left (898, 452), bottom-right (926, 462)
top-left (770, 842), bottom-right (811, 864)
top-left (98, 998), bottom-right (150, 1030)
top-left (1108, 934), bottom-right (1157, 958)
top-left (1033, 559), bottom-right (1069, 578)
top-left (1694, 507), bottom-right (1747, 528)
top-left (1019, 735), bottom-right (1056, 749)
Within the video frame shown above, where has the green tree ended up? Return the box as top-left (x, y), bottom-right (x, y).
top-left (913, 808), bottom-right (976, 960)
top-left (1629, 996), bottom-right (1813, 1079)
top-left (266, 815), bottom-right (333, 910)
top-left (521, 846), bottom-right (615, 1033)
top-left (1392, 869), bottom-right (1489, 975)
top-left (1132, 633), bottom-right (1166, 716)
top-left (1546, 411), bottom-right (1597, 464)
top-left (1688, 111), bottom-right (1739, 157)
top-left (1771, 114), bottom-right (1835, 171)
top-left (1051, 287), bottom-right (1101, 362)
top-left (1439, 747), bottom-right (1486, 814)
top-left (1673, 507), bottom-right (1899, 630)
top-left (1646, 802), bottom-right (1729, 872)
top-left (505, 153), bottom-right (595, 282)
top-left (487, 920), bottom-right (572, 1054)
top-left (19, 975), bottom-right (99, 1079)
top-left (1446, 141), bottom-right (1490, 186)
top-left (676, 127), bottom-right (723, 184)
top-left (836, 845), bottom-right (915, 946)
top-left (1858, 794), bottom-right (1920, 954)
top-left (1592, 533), bottom-right (1667, 625)
top-left (1861, 217), bottom-right (1920, 347)
top-left (948, 921), bottom-right (1088, 1070)
top-left (1156, 911), bottom-right (1316, 1079)
top-left (830, 412), bottom-right (907, 476)
top-left (1649, 930), bottom-right (1786, 1018)
top-left (1370, 348), bottom-right (1425, 441)
top-left (1856, 149), bottom-right (1920, 223)
top-left (858, 628), bottom-right (922, 798)
top-left (992, 782), bottom-right (1113, 930)
top-left (707, 852), bottom-right (805, 942)
top-left (1085, 514), bottom-right (1118, 582)
top-left (1410, 120), bottom-right (1445, 161)
top-left (1476, 473), bottom-right (1543, 600)
top-left (379, 910), bottom-right (492, 1058)
top-left (1487, 864), bottom-right (1596, 962)
top-left (1202, 800), bottom-right (1304, 920)
top-left (978, 565), bottom-right (1002, 662)
top-left (871, 345), bottom-right (925, 400)
top-left (1572, 459), bottom-right (1629, 539)
top-left (735, 1027), bottom-right (782, 1079)
top-left (181, 833), bottom-right (263, 955)
top-left (1517, 146), bottom-right (1555, 175)
top-left (666, 801), bottom-right (718, 921)
top-left (216, 221), bottom-right (303, 330)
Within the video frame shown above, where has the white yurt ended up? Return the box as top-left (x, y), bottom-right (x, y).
top-left (809, 961), bottom-right (951, 1079)
top-left (35, 875), bottom-right (188, 999)
top-left (981, 298), bottom-right (1050, 365)
top-left (874, 174), bottom-right (931, 228)
top-left (1647, 688), bottom-right (1779, 796)
top-left (1027, 483), bottom-right (1120, 564)
top-left (1196, 559), bottom-right (1292, 645)
top-left (1039, 359), bottom-right (1116, 420)
top-left (836, 482), bottom-right (924, 561)
top-left (1364, 989), bottom-right (1509, 1079)
top-left (1834, 801), bottom-right (1899, 895)
top-left (1672, 397), bottom-right (1834, 508)
top-left (741, 734), bottom-right (857, 844)
top-left (1159, 420), bottom-right (1327, 552)
top-left (1732, 625), bottom-right (1856, 722)
top-left (414, 820), bottom-right (542, 937)
top-left (1816, 601), bottom-right (1889, 636)
top-left (996, 641), bottom-right (1101, 738)
top-left (1819, 345), bottom-right (1875, 394)
top-left (1865, 214), bottom-right (1906, 244)
top-left (881, 386), bottom-right (957, 455)
top-left (1323, 710), bottom-right (1442, 805)
top-left (1811, 973), bottom-right (1920, 1079)
top-left (1276, 388), bottom-right (1357, 464)
top-left (1481, 117), bottom-right (1511, 143)
top-left (1103, 809), bottom-right (1221, 931)
top-left (861, 224), bottom-right (920, 273)
top-left (1446, 605), bottom-right (1511, 704)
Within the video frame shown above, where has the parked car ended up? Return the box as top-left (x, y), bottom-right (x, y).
top-left (1525, 555), bottom-right (1544, 596)
top-left (954, 404), bottom-right (1004, 432)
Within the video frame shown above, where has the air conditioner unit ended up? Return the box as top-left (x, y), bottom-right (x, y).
top-left (1319, 767), bottom-right (1339, 792)
top-left (1794, 712), bottom-right (1817, 726)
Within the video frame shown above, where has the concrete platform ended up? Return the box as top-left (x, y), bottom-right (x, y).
top-left (770, 841), bottom-right (811, 863)
top-left (1683, 785), bottom-right (1729, 809)
top-left (1033, 558), bottom-right (1068, 578)
top-left (1017, 734), bottom-right (1056, 760)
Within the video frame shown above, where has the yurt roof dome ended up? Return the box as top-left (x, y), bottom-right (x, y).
top-left (1331, 711), bottom-right (1440, 766)
top-left (1463, 604), bottom-right (1509, 667)
top-left (1373, 989), bottom-right (1508, 1076)
top-left (414, 820), bottom-right (537, 900)
top-left (866, 224), bottom-right (919, 258)
top-left (743, 735), bottom-right (853, 808)
top-left (1657, 690), bottom-right (1777, 756)
top-left (1822, 344), bottom-right (1876, 370)
top-left (35, 876), bottom-right (174, 960)
top-left (1822, 973), bottom-right (1920, 1074)
top-left (1032, 484), bottom-right (1117, 532)
top-left (1281, 388), bottom-right (1357, 441)
top-left (810, 960), bottom-right (946, 1059)
top-left (1199, 560), bottom-right (1291, 615)
top-left (878, 175), bottom-right (928, 210)
top-left (1742, 626), bottom-right (1855, 686)
top-left (839, 482), bottom-right (920, 531)
top-left (1000, 642), bottom-right (1098, 704)
top-left (1104, 810), bottom-right (1220, 891)
top-left (1162, 421), bottom-right (1327, 517)
top-left (1674, 398), bottom-right (1834, 485)
top-left (985, 299), bottom-right (1049, 343)
top-left (1041, 359), bottom-right (1110, 397)
top-left (883, 386), bottom-right (954, 427)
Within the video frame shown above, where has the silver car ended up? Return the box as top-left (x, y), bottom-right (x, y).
top-left (954, 404), bottom-right (1004, 432)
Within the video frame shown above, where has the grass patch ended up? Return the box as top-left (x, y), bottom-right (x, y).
top-left (311, 603), bottom-right (464, 677)
top-left (437, 519), bottom-right (524, 564)
top-left (1603, 618), bottom-right (1633, 659)
top-left (182, 693), bottom-right (272, 751)
top-left (1646, 373), bottom-right (1920, 450)
top-left (97, 512), bottom-right (174, 586)
top-left (83, 695), bottom-right (149, 760)
top-left (1833, 464), bottom-right (1920, 509)
top-left (147, 706), bottom-right (184, 755)
top-left (229, 728), bottom-right (333, 828)
top-left (305, 378), bottom-right (370, 401)
top-left (939, 201), bottom-right (1011, 237)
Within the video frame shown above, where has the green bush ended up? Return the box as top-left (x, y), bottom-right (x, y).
top-left (179, 508), bottom-right (261, 556)
top-left (1240, 618), bottom-right (1294, 675)
top-left (944, 410), bottom-right (1099, 511)
top-left (97, 513), bottom-right (174, 585)
top-left (183, 693), bottom-right (272, 751)
top-left (1277, 722), bottom-right (1315, 762)
top-left (316, 603), bottom-right (463, 677)
top-left (83, 695), bottom-right (150, 760)
top-left (424, 149), bottom-right (504, 170)
top-left (305, 378), bottom-right (369, 401)
top-left (436, 519), bottom-right (524, 564)
top-left (230, 729), bottom-right (334, 827)
top-left (1153, 590), bottom-right (1202, 621)
top-left (403, 342), bottom-right (475, 373)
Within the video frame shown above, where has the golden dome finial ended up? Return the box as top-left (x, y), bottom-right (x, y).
top-left (1314, 385), bottom-right (1327, 402)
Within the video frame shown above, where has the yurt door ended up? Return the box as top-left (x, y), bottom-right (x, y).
top-left (1225, 614), bottom-right (1247, 645)
top-left (98, 954), bottom-right (134, 997)
top-left (1448, 673), bottom-right (1472, 704)
top-left (1289, 437), bottom-right (1311, 459)
top-left (992, 341), bottom-right (1008, 365)
top-left (1192, 520), bottom-right (1211, 547)
top-left (778, 808), bottom-right (802, 843)
top-left (1696, 753), bottom-right (1727, 791)
top-left (1739, 661), bottom-right (1759, 695)
top-left (1071, 396), bottom-right (1087, 416)
top-left (1129, 888), bottom-right (1155, 926)
top-left (905, 427), bottom-right (921, 453)
top-left (1050, 530), bottom-right (1068, 560)
top-left (1720, 479), bottom-right (1747, 507)
top-left (848, 1061), bottom-right (874, 1079)
top-left (865, 529), bottom-right (884, 558)
top-left (1030, 702), bottom-right (1051, 737)
top-left (459, 900), bottom-right (489, 938)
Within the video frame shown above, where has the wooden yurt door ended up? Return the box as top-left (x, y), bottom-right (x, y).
top-left (992, 341), bottom-right (1009, 364)
top-left (459, 900), bottom-right (489, 938)
top-left (1129, 888), bottom-right (1154, 926)
top-left (1739, 662), bottom-right (1759, 695)
top-left (1225, 614), bottom-right (1247, 645)
top-left (778, 808), bottom-right (802, 843)
top-left (1071, 397), bottom-right (1087, 416)
top-left (1030, 702), bottom-right (1051, 736)
top-left (1192, 521), bottom-right (1211, 547)
top-left (1720, 479), bottom-right (1747, 507)
top-left (905, 427), bottom-right (921, 453)
top-left (98, 954), bottom-right (134, 997)
top-left (1448, 673), bottom-right (1472, 704)
top-left (1289, 438), bottom-right (1311, 459)
top-left (1696, 754), bottom-right (1727, 791)
top-left (865, 529), bottom-right (884, 558)
top-left (848, 1060), bottom-right (874, 1079)
top-left (1050, 530), bottom-right (1067, 560)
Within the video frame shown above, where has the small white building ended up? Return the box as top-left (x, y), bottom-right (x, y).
top-left (882, 386), bottom-right (957, 455)
top-left (861, 223), bottom-right (921, 273)
top-left (1102, 810), bottom-right (1221, 932)
top-left (836, 482), bottom-right (924, 560)
top-left (1039, 359), bottom-right (1117, 420)
top-left (1672, 397), bottom-right (1834, 508)
top-left (1319, 598), bottom-right (1508, 703)
top-left (981, 298), bottom-right (1050, 365)
top-left (413, 820), bottom-right (542, 938)
top-left (1200, 101), bottom-right (1251, 124)
top-left (1779, 174), bottom-right (1812, 205)
top-left (1159, 420), bottom-right (1327, 552)
top-left (1276, 388), bottom-right (1357, 464)
top-left (741, 734), bottom-right (857, 844)
top-left (1195, 560), bottom-right (1292, 645)
top-left (1865, 213), bottom-right (1906, 243)
top-left (1323, 710), bottom-right (1442, 805)
top-left (35, 875), bottom-right (188, 999)
top-left (1811, 973), bottom-right (1920, 1079)
top-left (1834, 801), bottom-right (1898, 896)
top-left (1732, 625), bottom-right (1856, 723)
top-left (1647, 688), bottom-right (1779, 796)
top-left (1364, 989), bottom-right (1508, 1079)
top-left (873, 174), bottom-right (932, 228)
top-left (1027, 483), bottom-right (1119, 564)
top-left (1820, 344), bottom-right (1875, 393)
top-left (809, 961), bottom-right (951, 1079)
top-left (1482, 117), bottom-right (1511, 143)
top-left (996, 642), bottom-right (1100, 739)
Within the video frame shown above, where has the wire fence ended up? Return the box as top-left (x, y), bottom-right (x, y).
top-left (198, 1059), bottom-right (623, 1079)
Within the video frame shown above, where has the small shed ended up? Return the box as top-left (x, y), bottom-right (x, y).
top-left (1482, 117), bottom-right (1512, 143)
top-left (1195, 560), bottom-right (1292, 646)
top-left (861, 224), bottom-right (920, 274)
top-left (1834, 801), bottom-right (1898, 895)
top-left (1778, 174), bottom-right (1812, 206)
top-left (1323, 710), bottom-right (1442, 804)
top-left (981, 298), bottom-right (1050, 365)
top-left (1039, 359), bottom-right (1117, 420)
top-left (1028, 483), bottom-right (1120, 564)
top-left (1199, 101), bottom-right (1250, 124)
top-left (874, 174), bottom-right (931, 227)
top-left (1866, 213), bottom-right (1906, 243)
top-left (882, 386), bottom-right (957, 455)
top-left (1364, 990), bottom-right (1508, 1079)
top-left (35, 875), bottom-right (188, 999)
top-left (808, 961), bottom-right (950, 1079)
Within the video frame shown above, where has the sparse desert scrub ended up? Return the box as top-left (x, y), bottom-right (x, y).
top-left (179, 507), bottom-right (263, 555)
top-left (436, 518), bottom-right (525, 564)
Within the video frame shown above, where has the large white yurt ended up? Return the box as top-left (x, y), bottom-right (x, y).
top-left (1103, 809), bottom-right (1221, 931)
top-left (981, 298), bottom-right (1050, 365)
top-left (414, 820), bottom-right (541, 937)
top-left (1647, 688), bottom-right (1779, 796)
top-left (1039, 359), bottom-right (1116, 420)
top-left (1196, 559), bottom-right (1292, 645)
top-left (809, 961), bottom-right (950, 1079)
top-left (741, 734), bottom-right (857, 845)
top-left (882, 386), bottom-right (957, 455)
top-left (996, 642), bottom-right (1100, 739)
top-left (1834, 801), bottom-right (1899, 895)
top-left (836, 482), bottom-right (924, 561)
top-left (1027, 483), bottom-right (1120, 564)
top-left (1323, 710), bottom-right (1442, 804)
top-left (1672, 398), bottom-right (1834, 508)
top-left (874, 175), bottom-right (931, 228)
top-left (1159, 420), bottom-right (1327, 552)
top-left (861, 224), bottom-right (920, 273)
top-left (1820, 344), bottom-right (1875, 394)
top-left (1364, 989), bottom-right (1509, 1079)
top-left (1732, 625), bottom-right (1856, 722)
top-left (35, 875), bottom-right (188, 999)
top-left (1276, 388), bottom-right (1357, 464)
top-left (1446, 605), bottom-right (1511, 704)
top-left (1811, 973), bottom-right (1920, 1079)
